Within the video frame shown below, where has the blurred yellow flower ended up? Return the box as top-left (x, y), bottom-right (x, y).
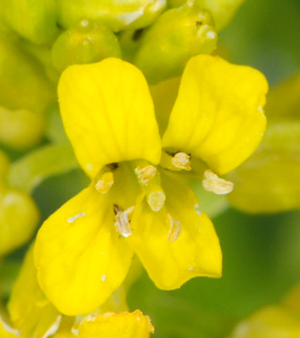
top-left (35, 55), bottom-right (268, 315)
top-left (229, 306), bottom-right (300, 338)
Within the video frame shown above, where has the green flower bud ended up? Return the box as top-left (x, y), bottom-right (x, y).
top-left (0, 0), bottom-right (59, 44)
top-left (0, 188), bottom-right (39, 257)
top-left (57, 0), bottom-right (166, 32)
top-left (52, 19), bottom-right (121, 73)
top-left (134, 3), bottom-right (217, 84)
top-left (0, 39), bottom-right (55, 114)
top-left (195, 0), bottom-right (244, 30)
top-left (227, 120), bottom-right (300, 213)
top-left (168, 0), bottom-right (245, 30)
top-left (0, 106), bottom-right (45, 150)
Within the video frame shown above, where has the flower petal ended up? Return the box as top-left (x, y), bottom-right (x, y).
top-left (127, 171), bottom-right (222, 289)
top-left (35, 185), bottom-right (134, 315)
top-left (78, 311), bottom-right (154, 338)
top-left (162, 55), bottom-right (268, 175)
top-left (8, 245), bottom-right (60, 338)
top-left (58, 58), bottom-right (161, 177)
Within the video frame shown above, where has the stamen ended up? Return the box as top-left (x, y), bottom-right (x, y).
top-left (202, 170), bottom-right (234, 195)
top-left (135, 165), bottom-right (157, 185)
top-left (172, 152), bottom-right (191, 171)
top-left (95, 172), bottom-right (114, 194)
top-left (167, 214), bottom-right (181, 242)
top-left (114, 205), bottom-right (134, 238)
top-left (147, 191), bottom-right (166, 212)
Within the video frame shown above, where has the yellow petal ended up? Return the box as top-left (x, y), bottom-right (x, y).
top-left (162, 55), bottom-right (268, 175)
top-left (149, 77), bottom-right (181, 135)
top-left (58, 58), bottom-right (161, 178)
top-left (78, 311), bottom-right (154, 338)
top-left (0, 316), bottom-right (19, 338)
top-left (128, 171), bottom-right (222, 290)
top-left (8, 245), bottom-right (60, 338)
top-left (35, 185), bottom-right (134, 315)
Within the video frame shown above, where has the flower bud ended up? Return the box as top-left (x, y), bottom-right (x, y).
top-left (0, 106), bottom-right (45, 150)
top-left (0, 0), bottom-right (58, 44)
top-left (57, 0), bottom-right (166, 32)
top-left (0, 188), bottom-right (39, 257)
top-left (52, 19), bottom-right (121, 73)
top-left (134, 3), bottom-right (217, 84)
top-left (168, 0), bottom-right (245, 30)
top-left (0, 39), bottom-right (55, 114)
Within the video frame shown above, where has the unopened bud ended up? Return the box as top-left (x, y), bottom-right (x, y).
top-left (135, 4), bottom-right (217, 84)
top-left (0, 0), bottom-right (58, 44)
top-left (57, 0), bottom-right (166, 32)
top-left (52, 19), bottom-right (121, 72)
top-left (0, 107), bottom-right (44, 150)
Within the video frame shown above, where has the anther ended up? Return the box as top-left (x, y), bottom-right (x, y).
top-left (135, 165), bottom-right (157, 185)
top-left (95, 172), bottom-right (114, 194)
top-left (202, 170), bottom-right (234, 195)
top-left (114, 205), bottom-right (134, 238)
top-left (147, 191), bottom-right (166, 212)
top-left (167, 214), bottom-right (181, 242)
top-left (172, 152), bottom-right (191, 171)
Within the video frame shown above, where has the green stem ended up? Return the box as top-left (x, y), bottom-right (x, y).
top-left (8, 144), bottom-right (78, 193)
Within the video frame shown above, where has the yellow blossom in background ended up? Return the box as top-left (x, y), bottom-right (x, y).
top-left (229, 306), bottom-right (300, 338)
top-left (228, 283), bottom-right (300, 338)
top-left (34, 55), bottom-right (267, 316)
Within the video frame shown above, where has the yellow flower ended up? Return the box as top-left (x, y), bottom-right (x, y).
top-left (4, 243), bottom-right (138, 337)
top-left (51, 311), bottom-right (153, 338)
top-left (35, 55), bottom-right (268, 315)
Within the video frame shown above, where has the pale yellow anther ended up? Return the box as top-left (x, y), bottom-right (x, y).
top-left (95, 172), bottom-right (114, 194)
top-left (167, 214), bottom-right (181, 242)
top-left (114, 205), bottom-right (135, 238)
top-left (172, 152), bottom-right (191, 171)
top-left (135, 165), bottom-right (157, 185)
top-left (147, 191), bottom-right (166, 212)
top-left (202, 170), bottom-right (234, 195)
